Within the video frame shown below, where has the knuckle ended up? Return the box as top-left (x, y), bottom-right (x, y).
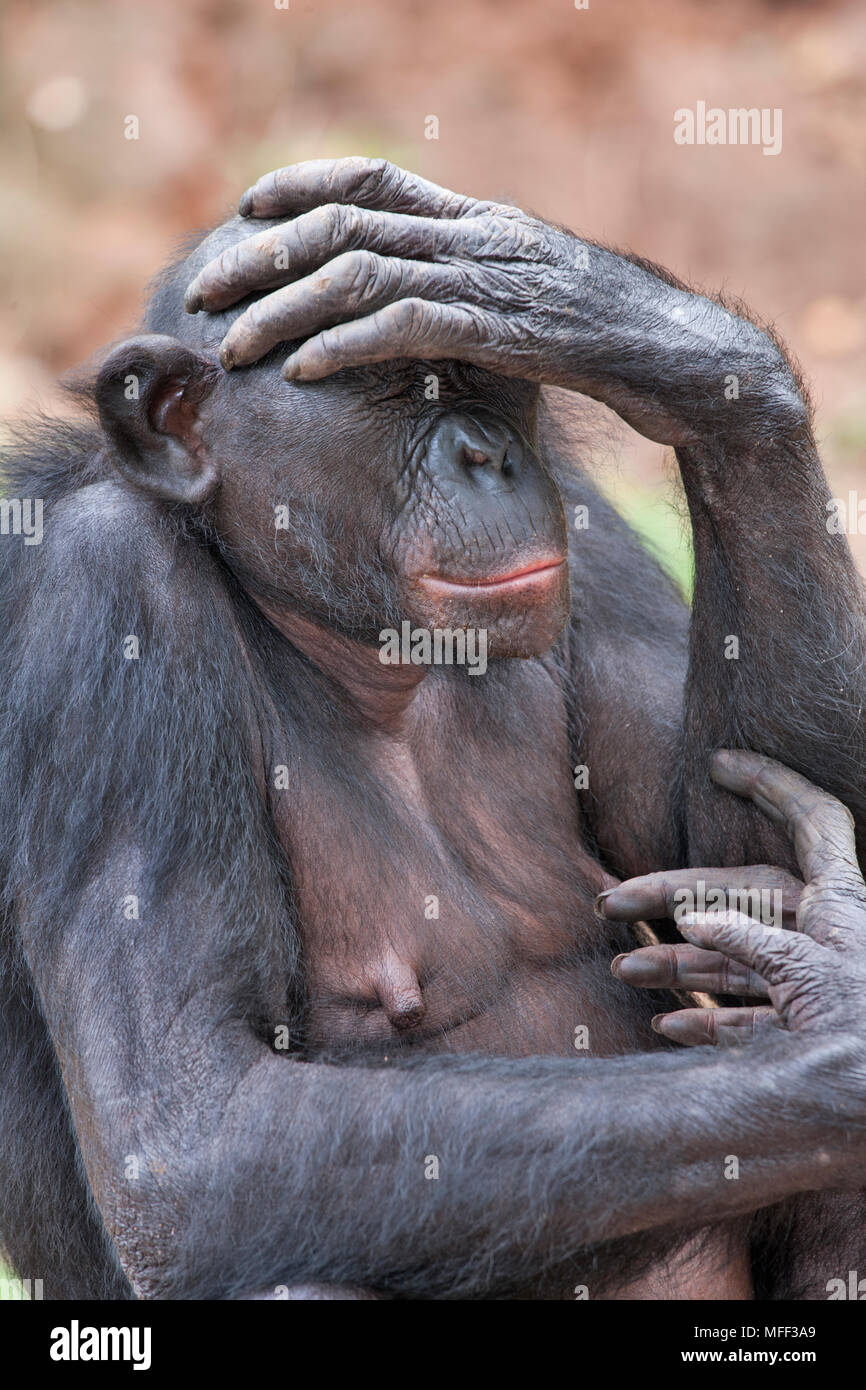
top-left (813, 805), bottom-right (856, 847)
top-left (662, 945), bottom-right (680, 984)
top-left (318, 202), bottom-right (342, 233)
top-left (262, 230), bottom-right (288, 267)
top-left (800, 889), bottom-right (866, 945)
top-left (241, 298), bottom-right (263, 330)
top-left (649, 871), bottom-right (672, 898)
top-left (352, 157), bottom-right (392, 198)
top-left (710, 915), bottom-right (747, 948)
top-left (217, 242), bottom-right (242, 283)
top-left (336, 249), bottom-right (380, 298)
top-left (390, 296), bottom-right (427, 341)
top-left (334, 202), bottom-right (365, 239)
top-left (785, 785), bottom-right (853, 842)
top-left (810, 871), bottom-right (866, 898)
top-left (235, 300), bottom-right (269, 345)
top-left (272, 165), bottom-right (292, 195)
top-left (343, 155), bottom-right (387, 178)
top-left (318, 325), bottom-right (347, 362)
top-left (309, 203), bottom-right (348, 242)
top-left (758, 932), bottom-right (819, 980)
top-left (801, 878), bottom-right (866, 925)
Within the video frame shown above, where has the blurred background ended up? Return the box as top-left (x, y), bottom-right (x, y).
top-left (0, 0), bottom-right (864, 1302)
top-left (1, 0), bottom-right (865, 587)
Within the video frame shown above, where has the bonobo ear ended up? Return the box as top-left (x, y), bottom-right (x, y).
top-left (95, 334), bottom-right (221, 504)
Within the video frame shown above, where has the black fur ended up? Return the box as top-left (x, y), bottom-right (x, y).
top-left (0, 218), bottom-right (863, 1300)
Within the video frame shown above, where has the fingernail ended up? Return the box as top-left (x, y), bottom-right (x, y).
top-left (282, 360), bottom-right (299, 381)
top-left (184, 287), bottom-right (203, 314)
top-left (651, 1014), bottom-right (667, 1033)
top-left (593, 890), bottom-right (613, 921)
top-left (219, 345), bottom-right (235, 371)
top-left (612, 953), bottom-right (661, 985)
top-left (239, 187), bottom-right (255, 217)
top-left (610, 953), bottom-right (627, 977)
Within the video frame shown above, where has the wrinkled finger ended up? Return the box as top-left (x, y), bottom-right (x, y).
top-left (280, 299), bottom-right (498, 381)
top-left (652, 1005), bottom-right (783, 1048)
top-left (595, 865), bottom-right (801, 928)
top-left (186, 205), bottom-right (474, 314)
top-left (677, 909), bottom-right (823, 992)
top-left (219, 254), bottom-right (466, 368)
top-left (711, 750), bottom-right (860, 888)
top-left (238, 157), bottom-right (480, 221)
top-left (612, 943), bottom-right (770, 996)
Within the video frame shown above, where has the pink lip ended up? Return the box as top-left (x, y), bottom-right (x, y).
top-left (419, 560), bottom-right (566, 595)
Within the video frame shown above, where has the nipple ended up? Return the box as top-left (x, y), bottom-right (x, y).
top-left (374, 950), bottom-right (426, 1031)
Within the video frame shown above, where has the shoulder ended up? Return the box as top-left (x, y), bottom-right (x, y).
top-left (4, 480), bottom-right (238, 669)
top-left (0, 476), bottom-right (255, 730)
top-left (40, 480), bottom-right (221, 596)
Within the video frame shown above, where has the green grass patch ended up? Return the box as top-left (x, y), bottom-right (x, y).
top-left (599, 476), bottom-right (694, 599)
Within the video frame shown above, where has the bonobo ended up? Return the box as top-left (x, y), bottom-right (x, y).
top-left (1, 157), bottom-right (865, 1301)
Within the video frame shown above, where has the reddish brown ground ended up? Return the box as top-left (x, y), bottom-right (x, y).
top-left (1, 0), bottom-right (864, 567)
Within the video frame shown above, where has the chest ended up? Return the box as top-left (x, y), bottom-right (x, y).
top-left (269, 668), bottom-right (662, 1060)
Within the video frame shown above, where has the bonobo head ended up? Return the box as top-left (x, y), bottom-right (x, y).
top-left (94, 216), bottom-right (569, 662)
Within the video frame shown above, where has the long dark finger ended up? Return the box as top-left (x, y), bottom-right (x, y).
top-left (186, 206), bottom-right (474, 314)
top-left (653, 1005), bottom-right (783, 1048)
top-left (711, 750), bottom-right (861, 894)
top-left (612, 943), bottom-right (770, 997)
top-left (219, 254), bottom-right (465, 369)
top-left (677, 908), bottom-right (823, 989)
top-left (238, 157), bottom-right (479, 221)
top-left (280, 299), bottom-right (500, 382)
top-left (595, 865), bottom-right (801, 928)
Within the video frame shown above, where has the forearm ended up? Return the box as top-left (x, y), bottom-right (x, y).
top-left (136, 1033), bottom-right (863, 1299)
top-left (674, 402), bottom-right (866, 866)
top-left (553, 246), bottom-right (862, 871)
top-left (549, 244), bottom-right (799, 447)
top-left (570, 241), bottom-right (866, 863)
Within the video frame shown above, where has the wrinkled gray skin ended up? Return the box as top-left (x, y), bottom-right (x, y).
top-left (2, 159), bottom-right (865, 1301)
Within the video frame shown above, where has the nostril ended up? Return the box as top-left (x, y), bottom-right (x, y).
top-left (445, 421), bottom-right (517, 477)
top-left (462, 446), bottom-right (490, 468)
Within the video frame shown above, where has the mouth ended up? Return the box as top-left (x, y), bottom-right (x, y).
top-left (418, 559), bottom-right (567, 598)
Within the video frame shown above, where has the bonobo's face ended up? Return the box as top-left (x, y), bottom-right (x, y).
top-left (210, 356), bottom-right (568, 658)
top-left (130, 218), bottom-right (570, 659)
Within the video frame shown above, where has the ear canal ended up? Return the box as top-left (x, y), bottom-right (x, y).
top-left (95, 333), bottom-right (221, 505)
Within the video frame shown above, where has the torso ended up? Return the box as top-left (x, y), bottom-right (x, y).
top-left (264, 642), bottom-right (753, 1299)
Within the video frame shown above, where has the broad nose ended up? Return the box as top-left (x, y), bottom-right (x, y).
top-left (429, 415), bottom-right (523, 483)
